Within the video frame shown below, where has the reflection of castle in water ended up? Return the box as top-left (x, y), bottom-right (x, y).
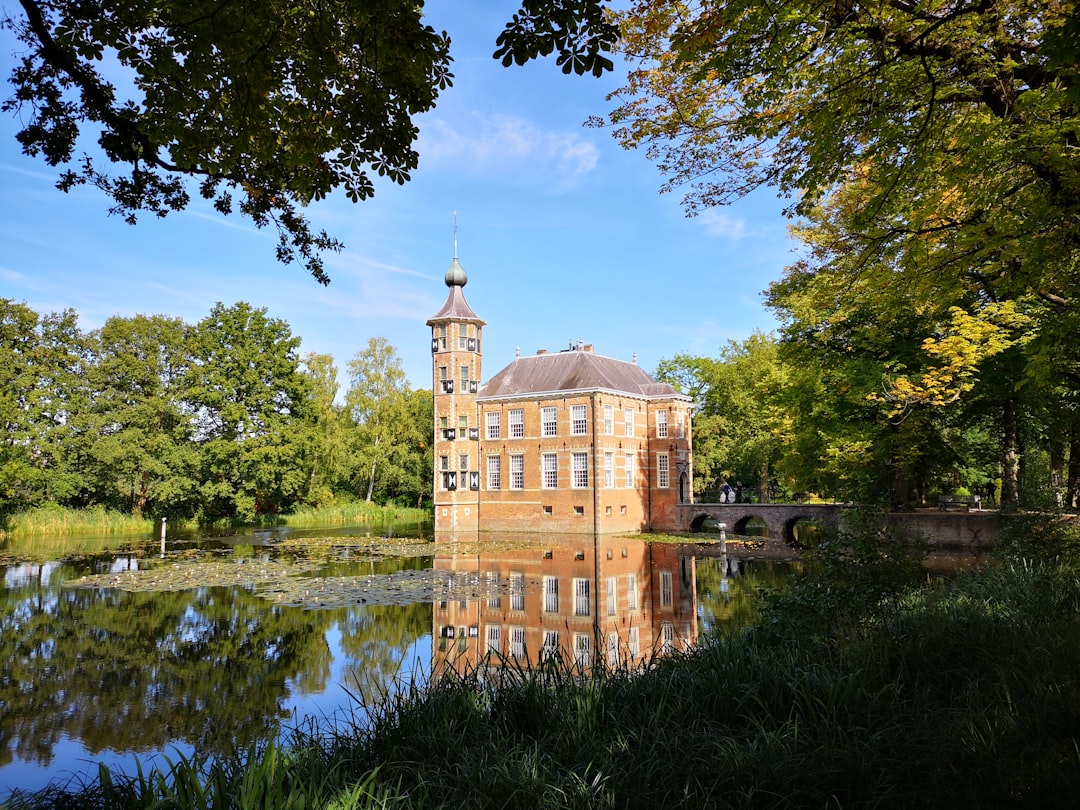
top-left (432, 535), bottom-right (699, 677)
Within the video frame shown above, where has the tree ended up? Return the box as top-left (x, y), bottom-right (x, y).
top-left (345, 336), bottom-right (429, 505)
top-left (599, 0), bottom-right (1080, 508)
top-left (183, 302), bottom-right (311, 521)
top-left (658, 334), bottom-right (791, 502)
top-left (72, 314), bottom-right (199, 518)
top-left (0, 301), bottom-right (90, 511)
top-left (0, 299), bottom-right (46, 519)
top-left (2, 0), bottom-right (453, 282)
top-left (2, 0), bottom-right (622, 282)
top-left (298, 352), bottom-right (347, 508)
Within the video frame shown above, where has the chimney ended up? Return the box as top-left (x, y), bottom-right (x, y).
top-left (583, 344), bottom-right (594, 353)
top-left (536, 349), bottom-right (547, 355)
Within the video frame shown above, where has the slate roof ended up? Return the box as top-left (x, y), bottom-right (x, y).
top-left (427, 283), bottom-right (484, 325)
top-left (478, 349), bottom-right (687, 400)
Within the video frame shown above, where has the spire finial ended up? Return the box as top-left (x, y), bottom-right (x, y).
top-left (444, 210), bottom-right (468, 288)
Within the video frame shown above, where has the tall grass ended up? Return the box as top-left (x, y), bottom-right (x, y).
top-left (270, 501), bottom-right (430, 529)
top-left (0, 504), bottom-right (155, 542)
top-left (1, 502), bottom-right (431, 544)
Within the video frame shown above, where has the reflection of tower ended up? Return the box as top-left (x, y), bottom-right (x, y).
top-left (431, 535), bottom-right (699, 680)
top-left (427, 223), bottom-right (485, 534)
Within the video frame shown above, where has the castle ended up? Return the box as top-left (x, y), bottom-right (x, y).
top-left (428, 246), bottom-right (693, 534)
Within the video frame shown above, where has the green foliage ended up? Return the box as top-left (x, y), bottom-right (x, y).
top-left (343, 338), bottom-right (432, 507)
top-left (0, 299), bottom-right (429, 526)
top-left (184, 302), bottom-right (312, 522)
top-left (495, 0), bottom-right (619, 77)
top-left (657, 332), bottom-right (790, 500)
top-left (2, 0), bottom-right (453, 282)
top-left (602, 0), bottom-right (1080, 509)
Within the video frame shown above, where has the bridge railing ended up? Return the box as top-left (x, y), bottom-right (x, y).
top-left (693, 487), bottom-right (825, 505)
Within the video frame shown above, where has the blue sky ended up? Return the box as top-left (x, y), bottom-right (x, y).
top-left (0, 1), bottom-right (795, 392)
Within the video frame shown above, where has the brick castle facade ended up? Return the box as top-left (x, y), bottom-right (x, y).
top-left (428, 247), bottom-right (693, 534)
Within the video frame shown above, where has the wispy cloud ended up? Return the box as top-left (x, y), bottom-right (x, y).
top-left (418, 113), bottom-right (599, 191)
top-left (698, 211), bottom-right (750, 240)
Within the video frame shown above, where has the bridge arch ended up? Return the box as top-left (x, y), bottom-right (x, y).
top-left (676, 503), bottom-right (844, 542)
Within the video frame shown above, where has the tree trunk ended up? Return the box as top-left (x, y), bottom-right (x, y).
top-left (365, 434), bottom-right (381, 503)
top-left (1001, 397), bottom-right (1020, 510)
top-left (1068, 419), bottom-right (1080, 510)
top-left (758, 460), bottom-right (769, 504)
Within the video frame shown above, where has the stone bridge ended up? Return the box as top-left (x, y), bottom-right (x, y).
top-left (675, 502), bottom-right (849, 545)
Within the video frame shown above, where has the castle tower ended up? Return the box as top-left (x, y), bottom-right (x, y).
top-left (427, 227), bottom-right (485, 534)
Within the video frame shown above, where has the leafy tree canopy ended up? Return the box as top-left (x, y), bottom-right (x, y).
top-left (2, 0), bottom-right (620, 283)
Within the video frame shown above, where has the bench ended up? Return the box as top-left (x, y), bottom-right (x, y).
top-left (938, 494), bottom-right (981, 512)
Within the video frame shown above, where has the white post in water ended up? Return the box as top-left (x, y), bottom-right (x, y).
top-left (718, 522), bottom-right (727, 553)
top-left (160, 517), bottom-right (167, 556)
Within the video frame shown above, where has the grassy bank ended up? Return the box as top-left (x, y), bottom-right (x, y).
top-left (1, 502), bottom-right (430, 538)
top-left (7, 526), bottom-right (1080, 808)
top-left (0, 503), bottom-right (431, 561)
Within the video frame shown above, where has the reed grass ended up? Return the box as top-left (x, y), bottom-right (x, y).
top-left (0, 502), bottom-right (431, 545)
top-left (1, 503), bottom-right (155, 539)
top-left (270, 501), bottom-right (431, 529)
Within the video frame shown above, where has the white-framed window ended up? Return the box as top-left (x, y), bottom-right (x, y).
top-left (573, 577), bottom-right (590, 616)
top-left (542, 452), bottom-right (558, 489)
top-left (436, 325), bottom-right (447, 349)
top-left (624, 408), bottom-right (634, 436)
top-left (540, 406), bottom-right (557, 438)
top-left (543, 576), bottom-right (559, 613)
top-left (510, 454), bottom-right (524, 490)
top-left (486, 572), bottom-right (501, 608)
top-left (458, 325), bottom-right (467, 350)
top-left (458, 414), bottom-right (468, 431)
top-left (658, 453), bottom-right (669, 489)
top-left (657, 409), bottom-right (668, 438)
top-left (542, 630), bottom-right (560, 660)
top-left (460, 365), bottom-right (469, 389)
top-left (629, 626), bottom-right (640, 657)
top-left (439, 455), bottom-right (449, 471)
top-left (571, 404), bottom-right (588, 435)
top-left (459, 453), bottom-right (469, 471)
top-left (627, 573), bottom-right (638, 611)
top-left (510, 572), bottom-right (525, 611)
top-left (487, 455), bottom-right (501, 490)
top-left (485, 411), bottom-right (501, 440)
top-left (486, 624), bottom-right (501, 654)
top-left (625, 453), bottom-right (635, 488)
top-left (660, 621), bottom-right (674, 654)
top-left (541, 406), bottom-right (557, 437)
top-left (510, 625), bottom-right (525, 659)
top-left (574, 633), bottom-right (592, 668)
top-left (607, 576), bottom-right (617, 616)
top-left (660, 570), bottom-right (673, 608)
top-left (607, 631), bottom-right (620, 667)
top-left (509, 408), bottom-right (524, 438)
top-left (604, 452), bottom-right (615, 489)
top-left (603, 404), bottom-right (614, 435)
top-left (572, 452), bottom-right (589, 488)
